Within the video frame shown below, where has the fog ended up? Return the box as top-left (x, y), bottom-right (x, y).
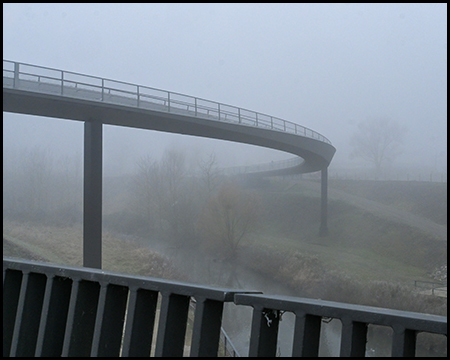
top-left (3, 5), bottom-right (447, 356)
top-left (3, 3), bottom-right (447, 176)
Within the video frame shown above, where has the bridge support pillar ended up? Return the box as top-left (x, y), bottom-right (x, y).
top-left (83, 120), bottom-right (103, 269)
top-left (319, 167), bottom-right (329, 237)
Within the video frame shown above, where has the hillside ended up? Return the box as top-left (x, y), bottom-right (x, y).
top-left (3, 177), bottom-right (447, 314)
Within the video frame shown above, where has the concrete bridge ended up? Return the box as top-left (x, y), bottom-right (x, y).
top-left (3, 60), bottom-right (335, 269)
top-left (3, 60), bottom-right (447, 358)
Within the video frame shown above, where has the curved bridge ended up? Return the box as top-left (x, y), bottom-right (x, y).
top-left (3, 60), bottom-right (336, 268)
top-left (3, 60), bottom-right (335, 174)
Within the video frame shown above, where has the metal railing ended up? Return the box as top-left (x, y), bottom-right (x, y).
top-left (234, 293), bottom-right (447, 357)
top-left (3, 258), bottom-right (447, 357)
top-left (221, 156), bottom-right (304, 176)
top-left (414, 280), bottom-right (447, 296)
top-left (3, 60), bottom-right (331, 144)
top-left (3, 257), bottom-right (257, 357)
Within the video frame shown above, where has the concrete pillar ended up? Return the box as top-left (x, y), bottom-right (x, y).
top-left (319, 167), bottom-right (328, 237)
top-left (83, 120), bottom-right (103, 268)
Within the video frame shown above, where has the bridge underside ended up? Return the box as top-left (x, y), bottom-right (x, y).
top-left (3, 88), bottom-right (335, 173)
top-left (4, 87), bottom-right (335, 269)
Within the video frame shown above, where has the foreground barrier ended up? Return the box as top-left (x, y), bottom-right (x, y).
top-left (3, 258), bottom-right (258, 357)
top-left (3, 258), bottom-right (447, 357)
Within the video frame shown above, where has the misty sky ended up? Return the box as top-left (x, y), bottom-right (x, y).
top-left (3, 3), bottom-right (447, 175)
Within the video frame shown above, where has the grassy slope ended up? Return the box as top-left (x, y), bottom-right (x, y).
top-left (3, 178), bottom-right (446, 304)
top-left (244, 178), bottom-right (447, 286)
top-left (3, 221), bottom-right (183, 280)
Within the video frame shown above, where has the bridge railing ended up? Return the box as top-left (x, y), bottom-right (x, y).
top-left (3, 59), bottom-right (331, 144)
top-left (3, 257), bottom-right (258, 357)
top-left (3, 258), bottom-right (447, 357)
top-left (234, 293), bottom-right (447, 357)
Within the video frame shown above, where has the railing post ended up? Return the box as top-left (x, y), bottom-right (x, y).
top-left (238, 108), bottom-right (241, 124)
top-left (256, 112), bottom-right (258, 126)
top-left (13, 62), bottom-right (19, 89)
top-left (218, 103), bottom-right (221, 120)
top-left (270, 116), bottom-right (273, 129)
top-left (155, 293), bottom-right (190, 357)
top-left (339, 318), bottom-right (367, 357)
top-left (195, 98), bottom-right (197, 116)
top-left (292, 312), bottom-right (321, 357)
top-left (392, 325), bottom-right (416, 357)
top-left (61, 71), bottom-right (64, 95)
top-left (101, 79), bottom-right (104, 101)
top-left (121, 288), bottom-right (158, 357)
top-left (137, 85), bottom-right (140, 107)
top-left (190, 298), bottom-right (224, 357)
top-left (248, 307), bottom-right (280, 357)
top-left (168, 92), bottom-right (171, 112)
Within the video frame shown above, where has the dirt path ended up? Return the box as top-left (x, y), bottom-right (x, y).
top-left (302, 180), bottom-right (447, 241)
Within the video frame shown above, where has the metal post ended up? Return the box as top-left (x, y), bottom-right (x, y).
top-left (83, 120), bottom-right (103, 269)
top-left (61, 71), bottom-right (64, 95)
top-left (319, 167), bottom-right (328, 236)
top-left (137, 86), bottom-right (140, 107)
top-left (14, 62), bottom-right (19, 89)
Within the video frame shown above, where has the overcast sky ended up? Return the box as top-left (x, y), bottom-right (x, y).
top-left (3, 3), bottom-right (447, 175)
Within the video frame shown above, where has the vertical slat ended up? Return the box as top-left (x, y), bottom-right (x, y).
top-left (392, 325), bottom-right (416, 357)
top-left (122, 288), bottom-right (158, 357)
top-left (90, 283), bottom-right (108, 356)
top-left (340, 318), bottom-right (368, 357)
top-left (35, 276), bottom-right (72, 356)
top-left (190, 298), bottom-right (224, 357)
top-left (10, 272), bottom-right (47, 357)
top-left (248, 307), bottom-right (280, 357)
top-left (155, 293), bottom-right (190, 357)
top-left (34, 275), bottom-right (55, 356)
top-left (3, 269), bottom-right (23, 357)
top-left (61, 278), bottom-right (80, 356)
top-left (292, 312), bottom-right (322, 357)
top-left (63, 280), bottom-right (100, 356)
top-left (93, 283), bottom-right (129, 356)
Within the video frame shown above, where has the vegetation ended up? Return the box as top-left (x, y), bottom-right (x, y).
top-left (3, 145), bottom-right (447, 320)
top-left (3, 221), bottom-right (182, 280)
top-left (197, 181), bottom-right (260, 259)
top-left (349, 117), bottom-right (408, 173)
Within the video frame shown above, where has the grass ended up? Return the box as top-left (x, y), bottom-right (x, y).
top-left (3, 177), bottom-right (447, 314)
top-left (3, 220), bottom-right (182, 280)
top-left (248, 182), bottom-right (446, 287)
top-left (328, 179), bottom-right (447, 226)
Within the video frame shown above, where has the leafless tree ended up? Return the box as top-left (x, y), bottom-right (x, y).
top-left (350, 118), bottom-right (407, 173)
top-left (198, 151), bottom-right (221, 195)
top-left (197, 181), bottom-right (259, 259)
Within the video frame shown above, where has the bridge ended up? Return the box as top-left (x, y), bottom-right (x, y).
top-left (3, 61), bottom-right (447, 357)
top-left (3, 60), bottom-right (335, 268)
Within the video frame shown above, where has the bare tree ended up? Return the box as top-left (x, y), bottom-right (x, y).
top-left (349, 118), bottom-right (407, 173)
top-left (198, 152), bottom-right (221, 195)
top-left (133, 154), bottom-right (161, 232)
top-left (197, 181), bottom-right (259, 259)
